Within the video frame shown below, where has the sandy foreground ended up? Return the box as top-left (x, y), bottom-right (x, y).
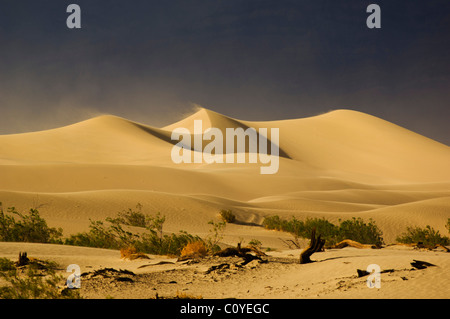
top-left (0, 108), bottom-right (449, 299)
top-left (0, 242), bottom-right (448, 299)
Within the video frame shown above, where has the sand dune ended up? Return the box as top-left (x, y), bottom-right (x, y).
top-left (1, 107), bottom-right (449, 299)
top-left (0, 107), bottom-right (449, 247)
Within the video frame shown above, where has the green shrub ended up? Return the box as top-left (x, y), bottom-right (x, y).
top-left (303, 218), bottom-right (339, 244)
top-left (0, 203), bottom-right (225, 257)
top-left (263, 216), bottom-right (337, 241)
top-left (337, 217), bottom-right (384, 246)
top-left (282, 217), bottom-right (304, 238)
top-left (134, 210), bottom-right (200, 256)
top-left (219, 210), bottom-right (236, 223)
top-left (0, 203), bottom-right (63, 244)
top-left (262, 215), bottom-right (384, 246)
top-left (263, 215), bottom-right (302, 236)
top-left (248, 239), bottom-right (262, 249)
top-left (205, 219), bottom-right (226, 253)
top-left (65, 208), bottom-right (200, 256)
top-left (263, 215), bottom-right (288, 231)
top-left (64, 219), bottom-right (137, 250)
top-left (0, 258), bottom-right (15, 271)
top-left (145, 212), bottom-right (166, 240)
top-left (135, 231), bottom-right (201, 256)
top-left (106, 203), bottom-right (148, 228)
top-left (396, 225), bottom-right (449, 247)
top-left (0, 266), bottom-right (81, 299)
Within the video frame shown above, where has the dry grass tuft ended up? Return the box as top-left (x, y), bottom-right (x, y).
top-left (180, 241), bottom-right (208, 260)
top-left (120, 246), bottom-right (150, 260)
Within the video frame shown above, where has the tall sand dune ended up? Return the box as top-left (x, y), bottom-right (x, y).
top-left (0, 108), bottom-right (449, 246)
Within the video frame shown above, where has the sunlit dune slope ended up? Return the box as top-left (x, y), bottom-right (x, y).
top-left (0, 115), bottom-right (175, 165)
top-left (0, 107), bottom-right (449, 245)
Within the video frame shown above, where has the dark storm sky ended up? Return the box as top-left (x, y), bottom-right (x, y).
top-left (0, 0), bottom-right (449, 145)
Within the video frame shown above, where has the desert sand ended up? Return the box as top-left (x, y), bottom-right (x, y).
top-left (0, 107), bottom-right (449, 299)
top-left (0, 242), bottom-right (448, 299)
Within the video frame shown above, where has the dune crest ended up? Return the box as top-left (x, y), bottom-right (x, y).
top-left (2, 107), bottom-right (449, 182)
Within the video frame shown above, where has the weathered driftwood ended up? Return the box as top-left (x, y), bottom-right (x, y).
top-left (436, 244), bottom-right (450, 252)
top-left (357, 268), bottom-right (394, 277)
top-left (392, 242), bottom-right (449, 252)
top-left (16, 251), bottom-right (30, 266)
top-left (214, 243), bottom-right (267, 258)
top-left (410, 260), bottom-right (436, 270)
top-left (415, 243), bottom-right (449, 252)
top-left (331, 239), bottom-right (380, 249)
top-left (214, 243), bottom-right (250, 257)
top-left (213, 243), bottom-right (266, 265)
top-left (299, 228), bottom-right (325, 264)
top-left (357, 259), bottom-right (437, 277)
top-left (80, 267), bottom-right (135, 279)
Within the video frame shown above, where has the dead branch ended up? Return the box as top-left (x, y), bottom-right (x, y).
top-left (357, 268), bottom-right (395, 277)
top-left (16, 252), bottom-right (30, 267)
top-left (331, 239), bottom-right (380, 249)
top-left (213, 243), bottom-right (266, 265)
top-left (436, 244), bottom-right (450, 252)
top-left (299, 228), bottom-right (325, 264)
top-left (392, 242), bottom-right (449, 252)
top-left (214, 243), bottom-right (267, 258)
top-left (279, 238), bottom-right (301, 249)
top-left (213, 243), bottom-right (250, 257)
top-left (410, 260), bottom-right (436, 270)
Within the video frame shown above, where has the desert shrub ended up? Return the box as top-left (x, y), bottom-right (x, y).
top-left (120, 246), bottom-right (137, 259)
top-left (446, 218), bottom-right (450, 234)
top-left (205, 220), bottom-right (226, 253)
top-left (0, 258), bottom-right (15, 271)
top-left (262, 215), bottom-right (288, 231)
top-left (174, 290), bottom-right (203, 299)
top-left (396, 225), bottom-right (449, 247)
top-left (66, 209), bottom-right (200, 256)
top-left (263, 215), bottom-right (304, 247)
top-left (136, 217), bottom-right (225, 256)
top-left (135, 230), bottom-right (201, 256)
top-left (219, 209), bottom-right (236, 223)
top-left (303, 218), bottom-right (339, 244)
top-left (134, 210), bottom-right (199, 256)
top-left (262, 215), bottom-right (383, 246)
top-left (64, 219), bottom-right (137, 250)
top-left (0, 266), bottom-right (81, 299)
top-left (156, 290), bottom-right (203, 299)
top-left (248, 239), bottom-right (262, 249)
top-left (336, 217), bottom-right (384, 246)
top-left (65, 208), bottom-right (161, 250)
top-left (145, 212), bottom-right (166, 240)
top-left (263, 216), bottom-right (338, 242)
top-left (0, 202), bottom-right (215, 257)
top-left (120, 246), bottom-right (150, 260)
top-left (0, 203), bottom-right (63, 244)
top-left (282, 217), bottom-right (304, 238)
top-left (180, 241), bottom-right (208, 259)
top-left (106, 203), bottom-right (147, 227)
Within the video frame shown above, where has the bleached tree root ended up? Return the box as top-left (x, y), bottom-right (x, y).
top-left (331, 239), bottom-right (380, 249)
